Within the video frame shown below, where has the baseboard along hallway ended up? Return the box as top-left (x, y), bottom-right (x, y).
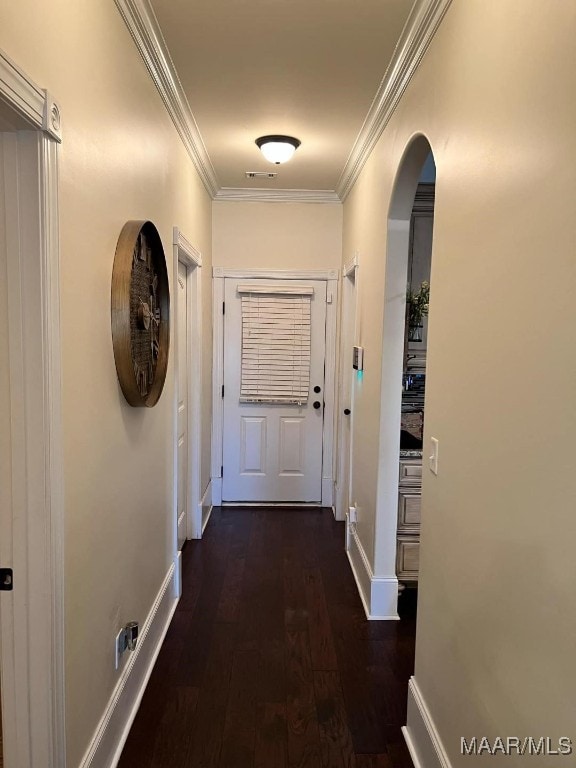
top-left (118, 507), bottom-right (416, 767)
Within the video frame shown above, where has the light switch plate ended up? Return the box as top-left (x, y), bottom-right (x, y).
top-left (429, 437), bottom-right (439, 475)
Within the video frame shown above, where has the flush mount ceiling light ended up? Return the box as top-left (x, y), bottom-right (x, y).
top-left (255, 135), bottom-right (301, 164)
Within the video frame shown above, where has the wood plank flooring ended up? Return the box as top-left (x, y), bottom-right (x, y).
top-left (118, 507), bottom-right (416, 768)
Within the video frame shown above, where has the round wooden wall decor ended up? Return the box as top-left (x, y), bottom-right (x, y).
top-left (111, 220), bottom-right (170, 407)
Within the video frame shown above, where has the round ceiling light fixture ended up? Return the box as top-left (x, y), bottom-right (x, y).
top-left (255, 135), bottom-right (301, 164)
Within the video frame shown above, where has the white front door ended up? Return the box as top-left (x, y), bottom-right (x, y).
top-left (176, 261), bottom-right (188, 548)
top-left (222, 278), bottom-right (327, 503)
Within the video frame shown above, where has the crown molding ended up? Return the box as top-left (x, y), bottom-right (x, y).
top-left (115, 0), bottom-right (451, 203)
top-left (114, 0), bottom-right (219, 198)
top-left (214, 187), bottom-right (341, 204)
top-left (336, 0), bottom-right (453, 201)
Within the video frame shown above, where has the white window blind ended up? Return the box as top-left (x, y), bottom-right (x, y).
top-left (239, 287), bottom-right (313, 404)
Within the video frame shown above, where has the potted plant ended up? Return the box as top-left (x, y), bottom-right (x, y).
top-left (406, 280), bottom-right (430, 341)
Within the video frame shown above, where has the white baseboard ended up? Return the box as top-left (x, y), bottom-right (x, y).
top-left (173, 550), bottom-right (182, 599)
top-left (333, 483), bottom-right (347, 521)
top-left (202, 504), bottom-right (213, 533)
top-left (345, 518), bottom-right (399, 620)
top-left (403, 677), bottom-right (452, 768)
top-left (191, 479), bottom-right (213, 539)
top-left (321, 477), bottom-right (334, 507)
top-left (211, 476), bottom-right (222, 505)
top-left (78, 564), bottom-right (179, 768)
top-left (199, 479), bottom-right (213, 534)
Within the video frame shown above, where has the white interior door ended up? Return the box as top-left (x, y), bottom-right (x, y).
top-left (222, 278), bottom-right (327, 503)
top-left (176, 261), bottom-right (188, 549)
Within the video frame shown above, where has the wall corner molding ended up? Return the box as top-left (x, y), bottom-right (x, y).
top-left (345, 516), bottom-right (400, 620)
top-left (114, 0), bottom-right (219, 198)
top-left (404, 677), bottom-right (453, 768)
top-left (336, 0), bottom-right (453, 200)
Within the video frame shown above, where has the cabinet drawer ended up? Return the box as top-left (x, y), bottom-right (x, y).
top-left (399, 459), bottom-right (422, 486)
top-left (396, 536), bottom-right (420, 579)
top-left (398, 490), bottom-right (421, 529)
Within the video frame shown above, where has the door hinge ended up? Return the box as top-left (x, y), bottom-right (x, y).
top-left (222, 384), bottom-right (224, 398)
top-left (222, 301), bottom-right (225, 315)
top-left (0, 568), bottom-right (13, 591)
top-left (221, 465), bottom-right (224, 477)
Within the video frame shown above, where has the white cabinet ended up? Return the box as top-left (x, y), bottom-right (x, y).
top-left (396, 455), bottom-right (422, 583)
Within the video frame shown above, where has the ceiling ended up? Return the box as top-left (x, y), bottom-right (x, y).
top-left (148, 0), bottom-right (416, 197)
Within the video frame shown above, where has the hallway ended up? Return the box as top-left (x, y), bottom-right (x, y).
top-left (118, 508), bottom-right (416, 768)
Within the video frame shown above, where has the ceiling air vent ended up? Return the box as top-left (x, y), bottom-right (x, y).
top-left (245, 171), bottom-right (277, 179)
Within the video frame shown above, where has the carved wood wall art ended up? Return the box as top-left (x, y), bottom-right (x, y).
top-left (111, 220), bottom-right (170, 407)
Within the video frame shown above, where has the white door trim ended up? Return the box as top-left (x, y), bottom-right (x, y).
top-left (335, 258), bottom-right (359, 520)
top-left (0, 49), bottom-right (65, 767)
top-left (212, 267), bottom-right (339, 507)
top-left (173, 227), bottom-right (203, 561)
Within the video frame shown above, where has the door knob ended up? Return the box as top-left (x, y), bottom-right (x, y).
top-left (313, 401), bottom-right (321, 409)
top-left (344, 408), bottom-right (351, 415)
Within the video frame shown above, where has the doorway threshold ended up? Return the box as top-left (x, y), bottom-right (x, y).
top-left (221, 502), bottom-right (323, 508)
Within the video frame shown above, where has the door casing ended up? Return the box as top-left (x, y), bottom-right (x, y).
top-left (0, 50), bottom-right (65, 767)
top-left (335, 255), bottom-right (359, 520)
top-left (211, 267), bottom-right (339, 508)
top-left (172, 227), bottom-right (203, 584)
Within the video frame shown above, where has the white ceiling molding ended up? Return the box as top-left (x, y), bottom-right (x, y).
top-left (115, 0), bottom-right (451, 203)
top-left (114, 0), bottom-right (219, 197)
top-left (336, 0), bottom-right (453, 201)
top-left (214, 188), bottom-right (341, 204)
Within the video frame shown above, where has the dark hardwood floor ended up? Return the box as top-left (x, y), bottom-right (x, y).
top-left (118, 507), bottom-right (416, 768)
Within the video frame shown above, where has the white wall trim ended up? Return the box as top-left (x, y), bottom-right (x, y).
top-left (0, 48), bottom-right (45, 129)
top-left (403, 677), bottom-right (453, 768)
top-left (321, 279), bottom-right (339, 507)
top-left (214, 188), bottom-right (341, 204)
top-left (173, 226), bottom-right (202, 267)
top-left (199, 480), bottom-right (213, 533)
top-left (346, 518), bottom-right (399, 620)
top-left (0, 50), bottom-right (66, 768)
top-left (343, 253), bottom-right (359, 278)
top-left (113, 0), bottom-right (450, 203)
top-left (173, 227), bottom-right (203, 546)
top-left (210, 277), bottom-right (225, 493)
top-left (212, 270), bottom-right (338, 506)
top-left (336, 0), bottom-right (453, 200)
top-left (78, 565), bottom-right (178, 768)
top-left (213, 266), bottom-right (339, 281)
top-left (114, 0), bottom-right (218, 197)
top-left (334, 258), bottom-right (358, 521)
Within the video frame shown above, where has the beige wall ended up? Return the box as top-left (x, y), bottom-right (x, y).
top-left (0, 2), bottom-right (212, 765)
top-left (344, 0), bottom-right (576, 762)
top-left (213, 200), bottom-right (342, 270)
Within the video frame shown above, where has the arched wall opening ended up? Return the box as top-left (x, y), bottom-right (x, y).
top-left (373, 134), bottom-right (436, 615)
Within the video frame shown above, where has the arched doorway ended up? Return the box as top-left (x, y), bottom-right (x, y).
top-left (373, 134), bottom-right (436, 616)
